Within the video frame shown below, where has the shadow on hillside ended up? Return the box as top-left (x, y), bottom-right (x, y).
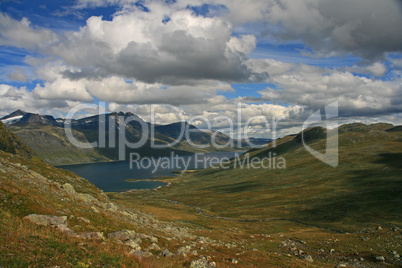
top-left (375, 153), bottom-right (402, 169)
top-left (202, 180), bottom-right (265, 194)
top-left (294, 153), bottom-right (402, 228)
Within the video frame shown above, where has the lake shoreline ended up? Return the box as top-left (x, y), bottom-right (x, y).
top-left (125, 180), bottom-right (172, 192)
top-left (59, 151), bottom-right (244, 192)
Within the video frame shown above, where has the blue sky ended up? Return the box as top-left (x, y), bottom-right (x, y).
top-left (0, 0), bottom-right (401, 136)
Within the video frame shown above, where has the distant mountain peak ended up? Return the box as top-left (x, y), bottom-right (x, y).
top-left (1, 109), bottom-right (27, 120)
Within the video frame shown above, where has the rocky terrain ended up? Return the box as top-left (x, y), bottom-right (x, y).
top-left (1, 120), bottom-right (401, 267)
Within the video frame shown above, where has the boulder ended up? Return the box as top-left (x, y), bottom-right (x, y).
top-left (375, 256), bottom-right (385, 262)
top-left (177, 245), bottom-right (192, 255)
top-left (108, 230), bottom-right (136, 241)
top-left (77, 232), bottom-right (104, 240)
top-left (24, 214), bottom-right (67, 226)
top-left (301, 254), bottom-right (313, 263)
top-left (148, 243), bottom-right (160, 251)
top-left (61, 183), bottom-right (76, 195)
top-left (190, 257), bottom-right (212, 268)
top-left (159, 249), bottom-right (174, 257)
top-left (125, 239), bottom-right (141, 250)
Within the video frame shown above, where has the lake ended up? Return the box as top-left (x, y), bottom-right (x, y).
top-left (59, 151), bottom-right (244, 192)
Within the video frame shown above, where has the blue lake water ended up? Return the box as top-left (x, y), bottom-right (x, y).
top-left (59, 152), bottom-right (243, 192)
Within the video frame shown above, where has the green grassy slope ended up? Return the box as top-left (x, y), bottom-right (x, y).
top-left (0, 121), bottom-right (35, 159)
top-left (9, 123), bottom-right (111, 165)
top-left (147, 123), bottom-right (402, 231)
top-left (109, 122), bottom-right (402, 267)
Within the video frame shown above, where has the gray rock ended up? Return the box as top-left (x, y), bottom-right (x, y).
top-left (24, 214), bottom-right (67, 226)
top-left (177, 251), bottom-right (187, 258)
top-left (77, 217), bottom-right (90, 224)
top-left (77, 232), bottom-right (104, 240)
top-left (104, 202), bottom-right (118, 212)
top-left (125, 239), bottom-right (141, 250)
top-left (177, 245), bottom-right (192, 255)
top-left (159, 249), bottom-right (174, 257)
top-left (375, 255), bottom-right (385, 262)
top-left (150, 236), bottom-right (158, 243)
top-left (108, 230), bottom-right (136, 241)
top-left (61, 183), bottom-right (76, 195)
top-left (77, 193), bottom-right (99, 204)
top-left (301, 254), bottom-right (313, 263)
top-left (190, 257), bottom-right (211, 268)
top-left (148, 243), bottom-right (160, 251)
top-left (130, 249), bottom-right (152, 259)
top-left (56, 224), bottom-right (75, 235)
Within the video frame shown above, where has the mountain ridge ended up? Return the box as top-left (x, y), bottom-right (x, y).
top-left (1, 110), bottom-right (263, 165)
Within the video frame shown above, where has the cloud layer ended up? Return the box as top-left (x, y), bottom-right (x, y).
top-left (0, 0), bottom-right (401, 137)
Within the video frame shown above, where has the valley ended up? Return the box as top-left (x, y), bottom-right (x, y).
top-left (1, 118), bottom-right (401, 267)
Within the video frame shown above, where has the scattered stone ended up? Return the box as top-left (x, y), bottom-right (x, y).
top-left (148, 243), bottom-right (160, 251)
top-left (177, 251), bottom-right (187, 258)
top-left (376, 226), bottom-right (382, 231)
top-left (108, 230), bottom-right (136, 241)
top-left (337, 263), bottom-right (347, 267)
top-left (150, 236), bottom-right (158, 243)
top-left (61, 183), bottom-right (76, 195)
top-left (392, 227), bottom-right (399, 232)
top-left (177, 245), bottom-right (192, 255)
top-left (301, 254), bottom-right (313, 263)
top-left (77, 193), bottom-right (99, 204)
top-left (125, 239), bottom-right (141, 250)
top-left (359, 257), bottom-right (364, 261)
top-left (77, 217), bottom-right (90, 224)
top-left (190, 257), bottom-right (213, 268)
top-left (231, 259), bottom-right (238, 264)
top-left (104, 202), bottom-right (118, 212)
top-left (76, 232), bottom-right (104, 240)
top-left (90, 206), bottom-right (100, 213)
top-left (375, 255), bottom-right (385, 262)
top-left (196, 236), bottom-right (207, 244)
top-left (24, 214), bottom-right (67, 226)
top-left (330, 249), bottom-right (335, 254)
top-left (56, 224), bottom-right (75, 235)
top-left (159, 249), bottom-right (174, 257)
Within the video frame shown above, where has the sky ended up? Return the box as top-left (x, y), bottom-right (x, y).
top-left (0, 0), bottom-right (402, 138)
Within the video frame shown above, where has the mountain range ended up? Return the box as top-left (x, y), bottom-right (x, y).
top-left (1, 110), bottom-right (271, 165)
top-left (1, 118), bottom-right (401, 267)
